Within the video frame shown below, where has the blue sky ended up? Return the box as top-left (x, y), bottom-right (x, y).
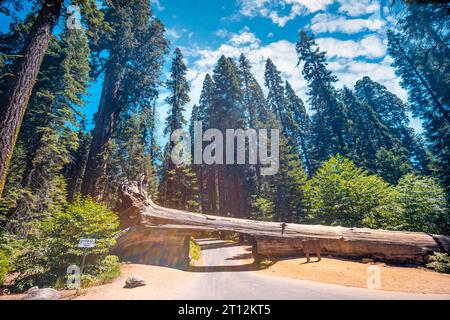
top-left (0, 0), bottom-right (422, 145)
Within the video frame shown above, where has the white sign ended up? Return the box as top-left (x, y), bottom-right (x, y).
top-left (78, 238), bottom-right (96, 248)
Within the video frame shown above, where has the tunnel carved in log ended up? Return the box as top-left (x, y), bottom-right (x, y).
top-left (114, 181), bottom-right (450, 267)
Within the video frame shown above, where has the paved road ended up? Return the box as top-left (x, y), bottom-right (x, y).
top-left (176, 240), bottom-right (450, 300)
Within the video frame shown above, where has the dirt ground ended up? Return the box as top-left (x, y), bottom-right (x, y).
top-left (258, 257), bottom-right (450, 295)
top-left (0, 263), bottom-right (196, 300)
top-left (74, 263), bottom-right (195, 300)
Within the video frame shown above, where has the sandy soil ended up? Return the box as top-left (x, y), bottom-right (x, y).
top-left (258, 257), bottom-right (450, 295)
top-left (74, 263), bottom-right (195, 300)
top-left (0, 263), bottom-right (195, 300)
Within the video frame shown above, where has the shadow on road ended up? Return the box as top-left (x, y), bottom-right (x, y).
top-left (187, 262), bottom-right (258, 272)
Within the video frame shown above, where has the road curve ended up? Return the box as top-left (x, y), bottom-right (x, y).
top-left (175, 240), bottom-right (450, 300)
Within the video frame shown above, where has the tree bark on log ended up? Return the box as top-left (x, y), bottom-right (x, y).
top-left (0, 0), bottom-right (63, 197)
top-left (115, 181), bottom-right (450, 265)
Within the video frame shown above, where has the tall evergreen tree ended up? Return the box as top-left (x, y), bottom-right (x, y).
top-left (285, 81), bottom-right (313, 176)
top-left (341, 87), bottom-right (403, 174)
top-left (0, 0), bottom-right (100, 197)
top-left (387, 28), bottom-right (450, 195)
top-left (296, 30), bottom-right (349, 163)
top-left (355, 76), bottom-right (430, 174)
top-left (207, 56), bottom-right (247, 217)
top-left (264, 58), bottom-right (288, 127)
top-left (197, 74), bottom-right (217, 214)
top-left (1, 25), bottom-right (91, 235)
top-left (159, 48), bottom-right (198, 210)
top-left (82, 0), bottom-right (169, 198)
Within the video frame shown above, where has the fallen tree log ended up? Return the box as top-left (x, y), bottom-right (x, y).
top-left (114, 181), bottom-right (450, 265)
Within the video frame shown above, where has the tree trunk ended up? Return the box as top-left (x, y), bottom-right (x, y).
top-left (81, 65), bottom-right (121, 198)
top-left (116, 181), bottom-right (450, 264)
top-left (0, 0), bottom-right (63, 197)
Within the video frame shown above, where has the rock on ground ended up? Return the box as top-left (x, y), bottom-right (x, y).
top-left (22, 287), bottom-right (60, 300)
top-left (125, 275), bottom-right (146, 288)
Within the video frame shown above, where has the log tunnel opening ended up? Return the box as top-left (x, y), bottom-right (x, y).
top-left (188, 231), bottom-right (259, 272)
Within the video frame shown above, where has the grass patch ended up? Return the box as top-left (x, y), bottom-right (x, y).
top-left (259, 257), bottom-right (276, 269)
top-left (190, 238), bottom-right (202, 263)
top-left (426, 252), bottom-right (450, 274)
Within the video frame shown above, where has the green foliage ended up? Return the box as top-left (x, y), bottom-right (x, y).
top-left (305, 156), bottom-right (403, 229)
top-left (376, 148), bottom-right (412, 185)
top-left (387, 5), bottom-right (450, 199)
top-left (189, 239), bottom-right (201, 262)
top-left (159, 48), bottom-right (200, 211)
top-left (251, 197), bottom-right (275, 221)
top-left (426, 253), bottom-right (450, 274)
top-left (0, 230), bottom-right (10, 285)
top-left (296, 31), bottom-right (349, 162)
top-left (0, 250), bottom-right (7, 285)
top-left (396, 174), bottom-right (448, 234)
top-left (10, 196), bottom-right (119, 291)
top-left (80, 255), bottom-right (121, 288)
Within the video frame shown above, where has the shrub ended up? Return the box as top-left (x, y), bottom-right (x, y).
top-left (11, 196), bottom-right (120, 291)
top-left (305, 155), bottom-right (404, 229)
top-left (0, 250), bottom-right (7, 285)
top-left (0, 230), bottom-right (10, 285)
top-left (251, 197), bottom-right (275, 221)
top-left (426, 253), bottom-right (450, 274)
top-left (81, 255), bottom-right (121, 288)
top-left (189, 239), bottom-right (201, 262)
top-left (396, 174), bottom-right (449, 234)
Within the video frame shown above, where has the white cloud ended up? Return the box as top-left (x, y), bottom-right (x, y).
top-left (237, 0), bottom-right (334, 27)
top-left (181, 28), bottom-right (404, 122)
top-left (336, 0), bottom-right (380, 17)
top-left (215, 29), bottom-right (229, 38)
top-left (229, 28), bottom-right (261, 47)
top-left (166, 28), bottom-right (181, 40)
top-left (328, 56), bottom-right (407, 101)
top-left (309, 13), bottom-right (385, 34)
top-left (316, 34), bottom-right (387, 59)
top-left (166, 27), bottom-right (192, 41)
top-left (152, 0), bottom-right (165, 11)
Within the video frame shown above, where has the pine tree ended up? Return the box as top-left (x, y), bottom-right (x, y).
top-left (208, 56), bottom-right (246, 217)
top-left (354, 76), bottom-right (430, 174)
top-left (159, 48), bottom-right (199, 211)
top-left (264, 58), bottom-right (287, 127)
top-left (285, 81), bottom-right (313, 176)
top-left (387, 29), bottom-right (450, 196)
top-left (0, 0), bottom-right (100, 197)
top-left (1, 25), bottom-right (91, 235)
top-left (296, 30), bottom-right (349, 163)
top-left (82, 0), bottom-right (169, 198)
top-left (340, 87), bottom-right (403, 173)
top-left (197, 74), bottom-right (217, 214)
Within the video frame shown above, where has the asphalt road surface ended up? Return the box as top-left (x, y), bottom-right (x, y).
top-left (175, 240), bottom-right (450, 300)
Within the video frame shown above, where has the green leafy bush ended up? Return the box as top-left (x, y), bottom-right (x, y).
top-left (426, 253), bottom-right (450, 274)
top-left (11, 196), bottom-right (120, 291)
top-left (189, 239), bottom-right (201, 262)
top-left (305, 156), bottom-right (403, 229)
top-left (396, 174), bottom-right (448, 234)
top-left (251, 197), bottom-right (275, 221)
top-left (0, 250), bottom-right (7, 285)
top-left (0, 229), bottom-right (10, 285)
top-left (80, 255), bottom-right (121, 288)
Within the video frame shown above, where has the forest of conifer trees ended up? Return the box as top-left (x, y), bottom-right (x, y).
top-left (0, 0), bottom-right (449, 289)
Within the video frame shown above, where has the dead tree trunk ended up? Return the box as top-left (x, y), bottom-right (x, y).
top-left (115, 182), bottom-right (450, 265)
top-left (0, 0), bottom-right (63, 197)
